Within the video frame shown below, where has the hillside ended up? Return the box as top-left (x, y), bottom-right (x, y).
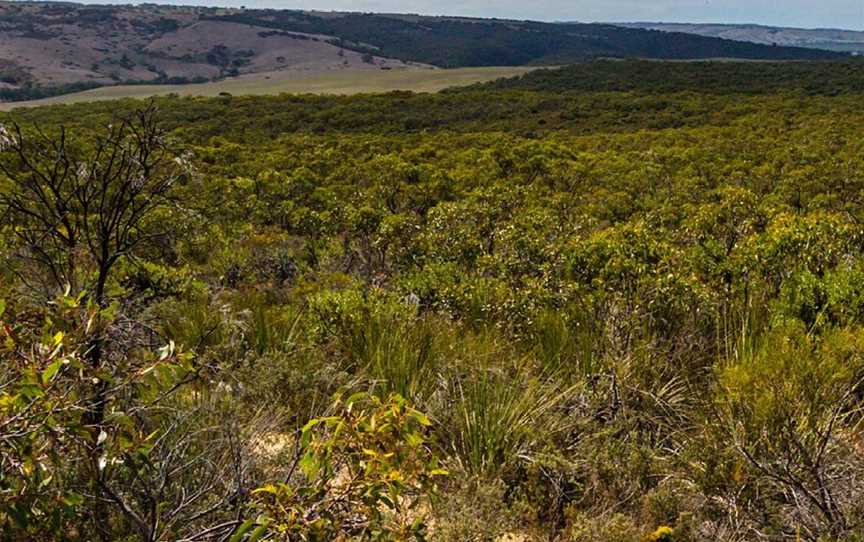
top-left (206, 10), bottom-right (845, 66)
top-left (0, 2), bottom-right (423, 101)
top-left (0, 1), bottom-right (846, 102)
top-left (619, 22), bottom-right (864, 54)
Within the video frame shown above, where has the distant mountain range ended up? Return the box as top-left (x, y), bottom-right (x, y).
top-left (618, 23), bottom-right (864, 55)
top-left (0, 2), bottom-right (848, 102)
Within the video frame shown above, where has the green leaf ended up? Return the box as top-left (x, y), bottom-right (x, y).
top-left (100, 301), bottom-right (120, 322)
top-left (62, 493), bottom-right (84, 507)
top-left (228, 519), bottom-right (255, 542)
top-left (19, 384), bottom-right (45, 400)
top-left (252, 484), bottom-right (279, 496)
top-left (41, 359), bottom-right (64, 384)
top-left (408, 409), bottom-right (432, 427)
top-left (405, 432), bottom-right (424, 447)
top-left (247, 524), bottom-right (269, 542)
top-left (0, 298), bottom-right (6, 317)
top-left (300, 417), bottom-right (322, 434)
top-left (299, 450), bottom-right (320, 479)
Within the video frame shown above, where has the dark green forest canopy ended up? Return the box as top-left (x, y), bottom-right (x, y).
top-left (205, 11), bottom-right (845, 66)
top-left (464, 58), bottom-right (864, 94)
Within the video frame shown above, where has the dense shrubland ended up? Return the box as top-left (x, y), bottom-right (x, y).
top-left (468, 59), bottom-right (864, 95)
top-left (2, 61), bottom-right (864, 541)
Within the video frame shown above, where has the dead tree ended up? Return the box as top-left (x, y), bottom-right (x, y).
top-left (0, 103), bottom-right (183, 305)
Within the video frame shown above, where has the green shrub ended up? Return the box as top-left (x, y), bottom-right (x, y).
top-left (714, 323), bottom-right (864, 539)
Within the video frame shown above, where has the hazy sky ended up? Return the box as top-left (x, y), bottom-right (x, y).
top-left (84, 0), bottom-right (864, 30)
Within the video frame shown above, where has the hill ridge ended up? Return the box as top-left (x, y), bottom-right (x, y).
top-left (618, 22), bottom-right (864, 54)
top-left (0, 1), bottom-right (846, 102)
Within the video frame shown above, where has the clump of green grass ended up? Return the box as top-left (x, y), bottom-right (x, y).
top-left (531, 308), bottom-right (603, 379)
top-left (245, 303), bottom-right (302, 357)
top-left (158, 292), bottom-right (240, 354)
top-left (332, 307), bottom-right (442, 403)
top-left (438, 333), bottom-right (579, 475)
top-left (310, 287), bottom-right (442, 403)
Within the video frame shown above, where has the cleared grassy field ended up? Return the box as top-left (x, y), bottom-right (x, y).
top-left (0, 67), bottom-right (538, 110)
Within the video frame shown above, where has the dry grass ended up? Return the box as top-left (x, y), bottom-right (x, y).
top-left (0, 67), bottom-right (538, 110)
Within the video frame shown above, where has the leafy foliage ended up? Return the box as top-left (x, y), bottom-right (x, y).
top-left (3, 60), bottom-right (864, 541)
top-left (0, 293), bottom-right (194, 539)
top-left (252, 392), bottom-right (446, 540)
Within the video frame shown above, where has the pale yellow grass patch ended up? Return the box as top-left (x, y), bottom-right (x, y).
top-left (0, 66), bottom-right (539, 110)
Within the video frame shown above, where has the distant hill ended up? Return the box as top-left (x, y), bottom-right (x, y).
top-left (207, 11), bottom-right (845, 67)
top-left (0, 2), bottom-right (847, 102)
top-left (0, 2), bottom-right (424, 102)
top-left (618, 23), bottom-right (864, 55)
top-left (464, 59), bottom-right (864, 95)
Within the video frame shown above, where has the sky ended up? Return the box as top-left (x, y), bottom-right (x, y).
top-left (80, 0), bottom-right (864, 31)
